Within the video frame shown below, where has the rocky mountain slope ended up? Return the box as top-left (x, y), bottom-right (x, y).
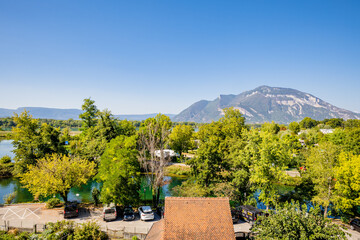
top-left (173, 86), bottom-right (360, 124)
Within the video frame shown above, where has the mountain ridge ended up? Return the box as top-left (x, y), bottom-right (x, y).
top-left (0, 107), bottom-right (175, 121)
top-left (173, 86), bottom-right (360, 124)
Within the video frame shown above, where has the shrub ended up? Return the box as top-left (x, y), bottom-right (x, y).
top-left (0, 156), bottom-right (12, 164)
top-left (0, 155), bottom-right (14, 177)
top-left (40, 220), bottom-right (75, 240)
top-left (74, 221), bottom-right (108, 240)
top-left (92, 187), bottom-right (100, 206)
top-left (46, 198), bottom-right (61, 209)
top-left (165, 165), bottom-right (190, 176)
top-left (3, 192), bottom-right (16, 204)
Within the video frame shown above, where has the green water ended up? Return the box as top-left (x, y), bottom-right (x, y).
top-left (0, 176), bottom-right (185, 204)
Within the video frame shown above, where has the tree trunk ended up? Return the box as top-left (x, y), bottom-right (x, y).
top-left (156, 187), bottom-right (160, 208)
top-left (60, 192), bottom-right (68, 204)
top-left (324, 205), bottom-right (328, 218)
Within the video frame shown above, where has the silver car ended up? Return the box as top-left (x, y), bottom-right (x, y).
top-left (103, 203), bottom-right (117, 221)
top-left (138, 206), bottom-right (154, 221)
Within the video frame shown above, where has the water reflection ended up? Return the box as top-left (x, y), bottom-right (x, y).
top-left (0, 175), bottom-right (184, 204)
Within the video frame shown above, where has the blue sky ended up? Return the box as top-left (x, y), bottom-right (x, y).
top-left (1, 0), bottom-right (360, 114)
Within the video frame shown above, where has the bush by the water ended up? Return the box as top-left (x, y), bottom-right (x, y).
top-left (0, 155), bottom-right (14, 177)
top-left (165, 165), bottom-right (190, 176)
top-left (46, 198), bottom-right (61, 209)
top-left (3, 192), bottom-right (16, 204)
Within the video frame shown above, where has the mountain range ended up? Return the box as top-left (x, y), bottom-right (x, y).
top-left (173, 86), bottom-right (360, 124)
top-left (1, 86), bottom-right (359, 124)
top-left (0, 107), bottom-right (175, 121)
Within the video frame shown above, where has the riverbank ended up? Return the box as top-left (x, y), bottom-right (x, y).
top-left (0, 131), bottom-right (12, 140)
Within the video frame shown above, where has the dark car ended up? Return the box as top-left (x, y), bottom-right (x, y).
top-left (240, 205), bottom-right (263, 225)
top-left (350, 219), bottom-right (360, 232)
top-left (64, 202), bottom-right (79, 218)
top-left (231, 208), bottom-right (240, 223)
top-left (123, 206), bottom-right (135, 221)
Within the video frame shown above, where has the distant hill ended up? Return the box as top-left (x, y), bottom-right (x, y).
top-left (114, 113), bottom-right (176, 121)
top-left (173, 86), bottom-right (360, 124)
top-left (0, 107), bottom-right (175, 121)
top-left (0, 107), bottom-right (83, 120)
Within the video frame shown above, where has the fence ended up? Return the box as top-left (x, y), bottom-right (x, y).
top-left (0, 220), bottom-right (150, 239)
top-left (0, 220), bottom-right (46, 233)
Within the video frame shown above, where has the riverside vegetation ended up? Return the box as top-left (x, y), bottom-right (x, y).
top-left (0, 98), bottom-right (360, 239)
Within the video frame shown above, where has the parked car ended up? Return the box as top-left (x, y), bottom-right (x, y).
top-left (240, 205), bottom-right (264, 225)
top-left (64, 201), bottom-right (79, 219)
top-left (123, 206), bottom-right (135, 221)
top-left (350, 219), bottom-right (360, 232)
top-left (231, 208), bottom-right (240, 223)
top-left (103, 203), bottom-right (117, 222)
top-left (138, 206), bottom-right (154, 221)
top-left (156, 206), bottom-right (164, 219)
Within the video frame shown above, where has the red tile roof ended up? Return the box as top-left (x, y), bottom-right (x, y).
top-left (146, 197), bottom-right (235, 240)
top-left (146, 219), bottom-right (164, 240)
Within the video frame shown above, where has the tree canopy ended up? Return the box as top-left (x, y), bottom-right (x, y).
top-left (96, 135), bottom-right (141, 205)
top-left (20, 154), bottom-right (96, 202)
top-left (252, 202), bottom-right (347, 240)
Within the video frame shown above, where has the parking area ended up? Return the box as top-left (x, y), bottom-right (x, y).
top-left (1, 203), bottom-right (358, 239)
top-left (0, 203), bottom-right (158, 234)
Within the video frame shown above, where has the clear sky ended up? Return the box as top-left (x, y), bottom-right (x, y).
top-left (1, 0), bottom-right (360, 114)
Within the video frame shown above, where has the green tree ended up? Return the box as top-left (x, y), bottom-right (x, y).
top-left (227, 129), bottom-right (257, 203)
top-left (20, 154), bottom-right (96, 203)
top-left (117, 119), bottom-right (136, 136)
top-left (249, 131), bottom-right (288, 210)
top-left (70, 128), bottom-right (108, 162)
top-left (138, 113), bottom-right (172, 207)
top-left (92, 187), bottom-right (100, 206)
top-left (168, 124), bottom-right (194, 157)
top-left (96, 135), bottom-right (140, 205)
top-left (335, 152), bottom-right (360, 216)
top-left (252, 202), bottom-right (347, 240)
top-left (306, 142), bottom-right (339, 217)
top-left (343, 128), bottom-right (360, 154)
top-left (344, 119), bottom-right (360, 129)
top-left (289, 121), bottom-right (300, 134)
top-left (12, 111), bottom-right (65, 174)
top-left (261, 121), bottom-right (280, 134)
top-left (322, 118), bottom-right (344, 128)
top-left (299, 128), bottom-right (323, 145)
top-left (279, 133), bottom-right (302, 167)
top-left (300, 117), bottom-right (319, 129)
top-left (189, 108), bottom-right (246, 188)
top-left (97, 109), bottom-right (118, 141)
top-left (79, 98), bottom-right (99, 129)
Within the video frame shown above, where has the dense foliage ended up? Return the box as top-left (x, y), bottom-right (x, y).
top-left (20, 154), bottom-right (96, 202)
top-left (252, 202), bottom-right (347, 240)
top-left (96, 135), bottom-right (141, 205)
